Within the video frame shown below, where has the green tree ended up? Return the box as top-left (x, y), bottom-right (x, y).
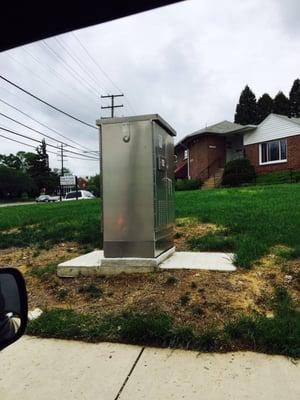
top-left (273, 91), bottom-right (290, 117)
top-left (234, 85), bottom-right (257, 125)
top-left (256, 93), bottom-right (273, 124)
top-left (0, 153), bottom-right (23, 169)
top-left (26, 139), bottom-right (59, 194)
top-left (16, 151), bottom-right (38, 172)
top-left (52, 167), bottom-right (71, 176)
top-left (289, 78), bottom-right (300, 118)
top-left (0, 165), bottom-right (37, 199)
top-left (86, 174), bottom-right (101, 197)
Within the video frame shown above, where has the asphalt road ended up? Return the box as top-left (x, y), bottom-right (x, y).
top-left (0, 336), bottom-right (299, 400)
top-left (0, 202), bottom-right (36, 208)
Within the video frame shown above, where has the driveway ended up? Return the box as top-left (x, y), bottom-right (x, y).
top-left (0, 336), bottom-right (299, 400)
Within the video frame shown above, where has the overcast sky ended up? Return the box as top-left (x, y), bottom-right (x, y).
top-left (0, 0), bottom-right (299, 176)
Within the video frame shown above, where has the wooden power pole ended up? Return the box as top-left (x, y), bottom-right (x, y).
top-left (101, 94), bottom-right (124, 118)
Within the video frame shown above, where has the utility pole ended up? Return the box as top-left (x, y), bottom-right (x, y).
top-left (57, 143), bottom-right (68, 201)
top-left (101, 94), bottom-right (124, 118)
top-left (60, 143), bottom-right (64, 176)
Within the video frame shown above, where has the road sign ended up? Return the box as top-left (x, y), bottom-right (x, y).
top-left (60, 175), bottom-right (76, 186)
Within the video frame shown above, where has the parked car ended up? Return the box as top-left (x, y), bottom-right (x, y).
top-left (35, 195), bottom-right (59, 203)
top-left (63, 190), bottom-right (95, 201)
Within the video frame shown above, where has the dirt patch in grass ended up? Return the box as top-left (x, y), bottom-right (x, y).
top-left (174, 217), bottom-right (218, 251)
top-left (1, 219), bottom-right (299, 332)
top-left (1, 221), bottom-right (299, 333)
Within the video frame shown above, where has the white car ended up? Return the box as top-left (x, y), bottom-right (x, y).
top-left (63, 190), bottom-right (95, 201)
top-left (35, 195), bottom-right (59, 203)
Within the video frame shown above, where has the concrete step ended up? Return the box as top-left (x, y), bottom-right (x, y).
top-left (202, 167), bottom-right (224, 189)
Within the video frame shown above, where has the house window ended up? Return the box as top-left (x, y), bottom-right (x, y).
top-left (260, 139), bottom-right (287, 164)
top-left (183, 149), bottom-right (188, 160)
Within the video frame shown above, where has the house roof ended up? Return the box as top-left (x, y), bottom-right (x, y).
top-left (175, 120), bottom-right (256, 148)
top-left (273, 113), bottom-right (300, 126)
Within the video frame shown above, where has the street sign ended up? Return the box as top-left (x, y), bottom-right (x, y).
top-left (60, 175), bottom-right (76, 186)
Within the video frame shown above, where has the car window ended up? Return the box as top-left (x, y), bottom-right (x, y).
top-left (66, 192), bottom-right (76, 199)
top-left (66, 192), bottom-right (82, 199)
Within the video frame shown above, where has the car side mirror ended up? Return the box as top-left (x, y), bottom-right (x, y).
top-left (0, 268), bottom-right (28, 351)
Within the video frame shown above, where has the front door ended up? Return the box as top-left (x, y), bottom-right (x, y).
top-left (226, 135), bottom-right (244, 162)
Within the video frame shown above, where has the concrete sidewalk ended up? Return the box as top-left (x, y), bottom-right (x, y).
top-left (0, 337), bottom-right (299, 400)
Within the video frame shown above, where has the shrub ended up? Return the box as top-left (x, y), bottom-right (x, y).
top-left (180, 293), bottom-right (190, 306)
top-left (165, 276), bottom-right (178, 285)
top-left (56, 288), bottom-right (69, 300)
top-left (78, 284), bottom-right (103, 298)
top-left (222, 158), bottom-right (256, 187)
top-left (175, 179), bottom-right (201, 191)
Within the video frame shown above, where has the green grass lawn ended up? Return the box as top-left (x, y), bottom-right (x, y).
top-left (1, 187), bottom-right (299, 356)
top-left (0, 200), bottom-right (102, 250)
top-left (1, 184), bottom-right (300, 268)
top-left (176, 184), bottom-right (300, 267)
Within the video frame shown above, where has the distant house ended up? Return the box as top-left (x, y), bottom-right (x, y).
top-left (175, 114), bottom-right (300, 185)
top-left (78, 176), bottom-right (89, 189)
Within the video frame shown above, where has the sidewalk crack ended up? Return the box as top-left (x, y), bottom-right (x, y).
top-left (114, 346), bottom-right (145, 400)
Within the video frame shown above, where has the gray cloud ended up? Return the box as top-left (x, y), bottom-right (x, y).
top-left (0, 0), bottom-right (299, 176)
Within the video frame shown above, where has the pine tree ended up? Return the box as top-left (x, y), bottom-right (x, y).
top-left (256, 93), bottom-right (273, 124)
top-left (273, 91), bottom-right (290, 117)
top-left (234, 85), bottom-right (257, 125)
top-left (289, 78), bottom-right (300, 118)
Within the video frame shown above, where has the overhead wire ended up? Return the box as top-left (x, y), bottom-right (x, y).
top-left (41, 40), bottom-right (99, 99)
top-left (21, 46), bottom-right (100, 112)
top-left (0, 133), bottom-right (100, 162)
top-left (5, 52), bottom-right (94, 112)
top-left (0, 96), bottom-right (95, 151)
top-left (0, 125), bottom-right (99, 160)
top-left (0, 75), bottom-right (97, 130)
top-left (0, 109), bottom-right (94, 154)
top-left (71, 32), bottom-right (136, 115)
top-left (54, 37), bottom-right (110, 98)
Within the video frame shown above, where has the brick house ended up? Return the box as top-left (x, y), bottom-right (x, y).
top-left (175, 113), bottom-right (300, 185)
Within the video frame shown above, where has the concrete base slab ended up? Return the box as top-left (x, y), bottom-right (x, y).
top-left (160, 251), bottom-right (235, 271)
top-left (57, 248), bottom-right (235, 277)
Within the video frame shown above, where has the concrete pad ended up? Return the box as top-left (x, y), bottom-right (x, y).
top-left (0, 336), bottom-right (142, 400)
top-left (160, 251), bottom-right (235, 271)
top-left (119, 347), bottom-right (300, 400)
top-left (57, 249), bottom-right (235, 277)
top-left (57, 247), bottom-right (175, 277)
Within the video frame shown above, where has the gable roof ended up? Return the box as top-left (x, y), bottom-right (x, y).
top-left (175, 120), bottom-right (256, 148)
top-left (272, 113), bottom-right (300, 126)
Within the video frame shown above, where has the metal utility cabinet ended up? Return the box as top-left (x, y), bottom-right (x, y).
top-left (97, 114), bottom-right (176, 259)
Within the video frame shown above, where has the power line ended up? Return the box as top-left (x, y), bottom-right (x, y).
top-left (54, 37), bottom-right (109, 97)
top-left (0, 125), bottom-right (99, 160)
top-left (0, 110), bottom-right (90, 154)
top-left (0, 75), bottom-right (97, 130)
top-left (21, 46), bottom-right (100, 112)
top-left (42, 40), bottom-right (99, 99)
top-left (6, 52), bottom-right (91, 112)
top-left (72, 32), bottom-right (136, 114)
top-left (0, 133), bottom-right (53, 153)
top-left (0, 131), bottom-right (99, 162)
top-left (72, 32), bottom-right (123, 94)
top-left (0, 96), bottom-right (94, 151)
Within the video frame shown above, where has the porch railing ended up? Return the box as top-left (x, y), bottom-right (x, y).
top-left (198, 157), bottom-right (223, 182)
